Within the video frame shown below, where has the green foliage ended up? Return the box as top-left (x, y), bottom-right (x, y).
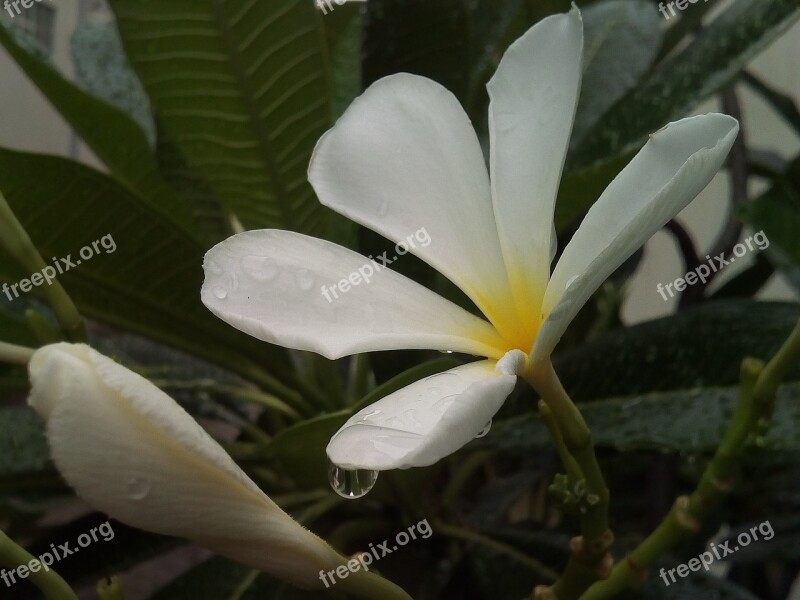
top-left (0, 0), bottom-right (799, 598)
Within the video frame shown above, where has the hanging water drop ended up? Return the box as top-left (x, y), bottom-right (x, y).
top-left (328, 461), bottom-right (378, 499)
top-left (475, 419), bottom-right (492, 438)
top-left (126, 477), bottom-right (151, 500)
top-left (212, 286), bottom-right (228, 299)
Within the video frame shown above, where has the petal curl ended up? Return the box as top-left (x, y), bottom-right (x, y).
top-left (202, 230), bottom-right (507, 360)
top-left (327, 356), bottom-right (521, 470)
top-left (27, 344), bottom-right (395, 593)
top-left (534, 114), bottom-right (739, 362)
top-left (308, 73), bottom-right (518, 340)
top-left (488, 7), bottom-right (583, 340)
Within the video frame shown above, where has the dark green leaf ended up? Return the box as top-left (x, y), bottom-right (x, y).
top-left (571, 0), bottom-right (800, 170)
top-left (553, 301), bottom-right (800, 401)
top-left (571, 0), bottom-right (664, 147)
top-left (0, 149), bottom-right (291, 385)
top-left (486, 381), bottom-right (800, 456)
top-left (108, 0), bottom-right (340, 237)
top-left (0, 22), bottom-right (197, 238)
top-left (0, 406), bottom-right (49, 478)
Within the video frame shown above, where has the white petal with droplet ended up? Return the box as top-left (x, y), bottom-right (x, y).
top-left (309, 73), bottom-right (519, 339)
top-left (202, 230), bottom-right (507, 360)
top-left (327, 357), bottom-right (518, 470)
top-left (534, 113), bottom-right (739, 362)
top-left (27, 343), bottom-right (344, 589)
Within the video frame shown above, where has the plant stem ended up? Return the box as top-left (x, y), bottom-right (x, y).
top-left (0, 341), bottom-right (35, 365)
top-left (0, 191), bottom-right (85, 342)
top-left (522, 360), bottom-right (613, 600)
top-left (0, 529), bottom-right (78, 600)
top-left (581, 320), bottom-right (800, 599)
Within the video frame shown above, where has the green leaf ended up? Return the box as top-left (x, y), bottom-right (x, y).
top-left (108, 0), bottom-right (341, 236)
top-left (0, 21), bottom-right (197, 239)
top-left (486, 381), bottom-right (800, 456)
top-left (353, 357), bottom-right (462, 411)
top-left (364, 0), bottom-right (471, 100)
top-left (268, 410), bottom-right (349, 489)
top-left (268, 358), bottom-right (460, 488)
top-left (570, 0), bottom-right (664, 147)
top-left (738, 157), bottom-right (800, 290)
top-left (0, 406), bottom-right (49, 478)
top-left (0, 149), bottom-right (291, 385)
top-left (552, 301), bottom-right (800, 401)
top-left (571, 0), bottom-right (800, 170)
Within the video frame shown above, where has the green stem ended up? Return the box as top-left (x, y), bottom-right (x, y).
top-left (581, 320), bottom-right (800, 600)
top-left (522, 361), bottom-right (613, 600)
top-left (0, 341), bottom-right (35, 365)
top-left (0, 529), bottom-right (78, 600)
top-left (539, 401), bottom-right (583, 483)
top-left (0, 191), bottom-right (85, 342)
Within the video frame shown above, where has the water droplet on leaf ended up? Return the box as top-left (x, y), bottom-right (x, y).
top-left (328, 461), bottom-right (378, 499)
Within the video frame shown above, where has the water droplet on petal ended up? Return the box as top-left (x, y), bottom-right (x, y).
top-left (126, 477), bottom-right (151, 500)
top-left (566, 275), bottom-right (579, 289)
top-left (296, 269), bottom-right (314, 291)
top-left (212, 286), bottom-right (227, 299)
top-left (439, 350), bottom-right (454, 354)
top-left (475, 419), bottom-right (492, 438)
top-left (241, 255), bottom-right (278, 281)
top-left (328, 461), bottom-right (378, 499)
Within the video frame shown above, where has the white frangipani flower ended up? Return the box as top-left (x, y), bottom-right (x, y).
top-left (202, 8), bottom-right (738, 473)
top-left (28, 343), bottom-right (410, 598)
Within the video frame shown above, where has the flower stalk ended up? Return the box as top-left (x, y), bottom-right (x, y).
top-left (523, 361), bottom-right (613, 600)
top-left (0, 529), bottom-right (78, 600)
top-left (0, 191), bottom-right (85, 342)
top-left (580, 319), bottom-right (800, 599)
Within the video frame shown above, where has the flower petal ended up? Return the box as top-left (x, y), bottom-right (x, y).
top-left (327, 356), bottom-right (521, 470)
top-left (534, 114), bottom-right (739, 362)
top-left (28, 344), bottom-right (340, 589)
top-left (487, 7), bottom-right (583, 338)
top-left (308, 73), bottom-right (518, 340)
top-left (202, 230), bottom-right (507, 360)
